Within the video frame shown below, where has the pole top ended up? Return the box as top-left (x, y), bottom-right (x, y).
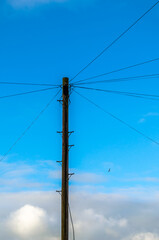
top-left (63, 77), bottom-right (69, 85)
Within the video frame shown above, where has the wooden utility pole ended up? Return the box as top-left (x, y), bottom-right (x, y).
top-left (62, 77), bottom-right (69, 240)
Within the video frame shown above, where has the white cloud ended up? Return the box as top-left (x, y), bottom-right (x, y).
top-left (127, 232), bottom-right (159, 240)
top-left (138, 112), bottom-right (159, 124)
top-left (7, 0), bottom-right (67, 8)
top-left (49, 170), bottom-right (61, 180)
top-left (8, 205), bottom-right (48, 238)
top-left (49, 170), bottom-right (107, 184)
top-left (7, 0), bottom-right (95, 9)
top-left (121, 177), bottom-right (159, 183)
top-left (0, 191), bottom-right (159, 240)
top-left (75, 208), bottom-right (127, 239)
top-left (145, 112), bottom-right (159, 117)
top-left (138, 118), bottom-right (145, 123)
top-left (72, 172), bottom-right (107, 184)
top-left (0, 159), bottom-right (57, 191)
top-left (143, 177), bottom-right (159, 183)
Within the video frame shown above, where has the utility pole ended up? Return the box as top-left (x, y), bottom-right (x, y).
top-left (61, 77), bottom-right (69, 240)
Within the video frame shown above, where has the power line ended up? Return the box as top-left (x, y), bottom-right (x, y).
top-left (73, 73), bottom-right (159, 86)
top-left (72, 58), bottom-right (159, 85)
top-left (73, 89), bottom-right (159, 145)
top-left (0, 81), bottom-right (59, 87)
top-left (0, 86), bottom-right (60, 100)
top-left (74, 86), bottom-right (159, 101)
top-left (68, 203), bottom-right (75, 240)
top-left (0, 89), bottom-right (61, 162)
top-left (71, 1), bottom-right (159, 82)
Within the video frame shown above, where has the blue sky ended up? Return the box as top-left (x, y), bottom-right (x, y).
top-left (0, 0), bottom-right (159, 195)
top-left (1, 1), bottom-right (159, 240)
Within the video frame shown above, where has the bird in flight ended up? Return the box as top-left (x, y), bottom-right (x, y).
top-left (108, 168), bottom-right (111, 173)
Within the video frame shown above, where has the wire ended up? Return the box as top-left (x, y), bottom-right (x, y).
top-left (73, 58), bottom-right (159, 85)
top-left (74, 86), bottom-right (159, 101)
top-left (0, 89), bottom-right (61, 162)
top-left (70, 1), bottom-right (159, 82)
top-left (73, 73), bottom-right (159, 86)
top-left (73, 89), bottom-right (159, 145)
top-left (56, 192), bottom-right (75, 240)
top-left (0, 87), bottom-right (60, 100)
top-left (68, 203), bottom-right (75, 240)
top-left (0, 81), bottom-right (59, 87)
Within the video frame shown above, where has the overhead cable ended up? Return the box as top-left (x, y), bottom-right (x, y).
top-left (73, 73), bottom-right (159, 86)
top-left (73, 58), bottom-right (159, 85)
top-left (0, 87), bottom-right (60, 100)
top-left (68, 203), bottom-right (75, 240)
top-left (74, 86), bottom-right (159, 101)
top-left (0, 89), bottom-right (61, 162)
top-left (71, 1), bottom-right (159, 82)
top-left (0, 81), bottom-right (59, 87)
top-left (73, 89), bottom-right (159, 145)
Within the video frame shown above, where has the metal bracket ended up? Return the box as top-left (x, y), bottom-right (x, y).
top-left (56, 190), bottom-right (62, 196)
top-left (57, 131), bottom-right (63, 136)
top-left (68, 131), bottom-right (74, 137)
top-left (57, 131), bottom-right (74, 137)
top-left (56, 160), bottom-right (62, 166)
top-left (68, 145), bottom-right (75, 151)
top-left (68, 173), bottom-right (75, 180)
top-left (57, 99), bottom-right (63, 105)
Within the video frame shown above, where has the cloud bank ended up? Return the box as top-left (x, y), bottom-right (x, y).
top-left (0, 191), bottom-right (159, 240)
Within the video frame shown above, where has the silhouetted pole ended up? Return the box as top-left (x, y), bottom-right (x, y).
top-left (62, 77), bottom-right (69, 240)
